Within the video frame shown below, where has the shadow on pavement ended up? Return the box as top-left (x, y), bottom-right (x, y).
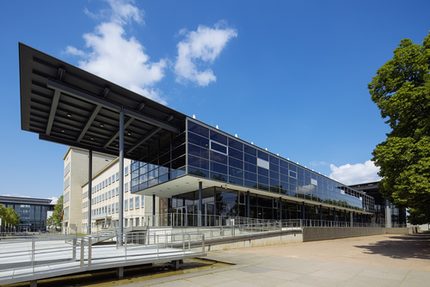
top-left (354, 234), bottom-right (430, 260)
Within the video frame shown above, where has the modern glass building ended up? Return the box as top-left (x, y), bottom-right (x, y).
top-left (0, 196), bottom-right (54, 232)
top-left (131, 118), bottom-right (375, 225)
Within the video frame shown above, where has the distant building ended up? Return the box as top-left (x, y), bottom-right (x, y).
top-left (0, 196), bottom-right (54, 232)
top-left (349, 181), bottom-right (407, 227)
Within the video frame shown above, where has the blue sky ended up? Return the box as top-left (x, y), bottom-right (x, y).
top-left (0, 0), bottom-right (429, 200)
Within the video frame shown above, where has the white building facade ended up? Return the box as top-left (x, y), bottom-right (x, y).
top-left (63, 147), bottom-right (157, 234)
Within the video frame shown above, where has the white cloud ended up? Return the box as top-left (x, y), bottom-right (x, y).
top-left (49, 196), bottom-right (59, 204)
top-left (329, 160), bottom-right (381, 185)
top-left (175, 24), bottom-right (237, 86)
top-left (66, 0), bottom-right (167, 104)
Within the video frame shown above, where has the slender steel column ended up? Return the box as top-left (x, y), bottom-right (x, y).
top-left (152, 194), bottom-right (156, 227)
top-left (198, 181), bottom-right (202, 226)
top-left (88, 150), bottom-right (93, 234)
top-left (118, 109), bottom-right (125, 245)
top-left (246, 191), bottom-right (250, 218)
top-left (350, 212), bottom-right (354, 227)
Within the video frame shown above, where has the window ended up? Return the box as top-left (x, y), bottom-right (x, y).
top-left (257, 158), bottom-right (269, 169)
top-left (210, 140), bottom-right (228, 155)
top-left (289, 170), bottom-right (297, 179)
top-left (125, 199), bottom-right (128, 211)
top-left (135, 197), bottom-right (140, 209)
top-left (129, 198), bottom-right (133, 210)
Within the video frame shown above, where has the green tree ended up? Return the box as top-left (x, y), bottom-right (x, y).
top-left (369, 32), bottom-right (430, 225)
top-left (0, 204), bottom-right (20, 227)
top-left (48, 195), bottom-right (63, 229)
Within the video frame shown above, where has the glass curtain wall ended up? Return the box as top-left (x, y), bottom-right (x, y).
top-left (186, 118), bottom-right (374, 212)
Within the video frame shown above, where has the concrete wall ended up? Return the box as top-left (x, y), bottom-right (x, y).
top-left (302, 227), bottom-right (412, 242)
top-left (204, 231), bottom-right (303, 251)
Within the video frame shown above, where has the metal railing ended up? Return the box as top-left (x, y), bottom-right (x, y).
top-left (0, 231), bottom-right (205, 285)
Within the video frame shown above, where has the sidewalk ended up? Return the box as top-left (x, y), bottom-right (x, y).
top-left (128, 233), bottom-right (430, 287)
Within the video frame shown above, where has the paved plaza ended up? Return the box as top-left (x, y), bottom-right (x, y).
top-left (116, 233), bottom-right (430, 287)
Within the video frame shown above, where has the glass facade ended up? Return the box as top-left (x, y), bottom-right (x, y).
top-left (131, 118), bottom-right (374, 214)
top-left (131, 131), bottom-right (186, 193)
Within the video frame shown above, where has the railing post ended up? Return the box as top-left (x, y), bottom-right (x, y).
top-left (88, 237), bottom-right (92, 267)
top-left (72, 238), bottom-right (77, 260)
top-left (31, 238), bottom-right (35, 274)
top-left (124, 233), bottom-right (127, 261)
top-left (80, 238), bottom-right (84, 267)
top-left (157, 235), bottom-right (159, 258)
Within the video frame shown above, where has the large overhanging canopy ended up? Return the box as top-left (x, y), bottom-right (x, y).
top-left (19, 43), bottom-right (186, 161)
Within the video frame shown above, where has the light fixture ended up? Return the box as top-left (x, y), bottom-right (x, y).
top-left (90, 137), bottom-right (95, 141)
top-left (235, 133), bottom-right (238, 138)
top-left (99, 124), bottom-right (104, 128)
top-left (127, 130), bottom-right (132, 136)
top-left (61, 129), bottom-right (65, 133)
top-left (192, 114), bottom-right (196, 119)
top-left (66, 113), bottom-right (72, 118)
top-left (215, 125), bottom-right (219, 129)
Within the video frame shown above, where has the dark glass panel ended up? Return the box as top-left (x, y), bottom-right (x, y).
top-left (188, 143), bottom-right (209, 159)
top-left (269, 155), bottom-right (279, 165)
top-left (211, 172), bottom-right (227, 181)
top-left (229, 157), bottom-right (243, 169)
top-left (244, 144), bottom-right (256, 155)
top-left (210, 151), bottom-right (227, 164)
top-left (189, 167), bottom-right (209, 178)
top-left (258, 175), bottom-right (269, 185)
top-left (210, 162), bottom-right (227, 174)
top-left (244, 162), bottom-right (257, 173)
top-left (210, 130), bottom-right (227, 145)
top-left (244, 171), bottom-right (257, 181)
top-left (188, 155), bottom-right (209, 170)
top-left (258, 167), bottom-right (269, 177)
top-left (257, 150), bottom-right (269, 160)
top-left (188, 132), bottom-right (209, 148)
top-left (228, 138), bottom-right (243, 150)
top-left (244, 153), bottom-right (256, 164)
top-left (229, 176), bottom-right (243, 185)
top-left (229, 166), bottom-right (243, 178)
top-left (188, 121), bottom-right (209, 137)
top-left (229, 148), bottom-right (243, 160)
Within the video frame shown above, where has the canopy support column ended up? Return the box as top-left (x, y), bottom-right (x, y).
top-left (118, 109), bottom-right (125, 246)
top-left (87, 149), bottom-right (92, 234)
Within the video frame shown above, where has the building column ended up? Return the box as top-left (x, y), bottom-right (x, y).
top-left (385, 200), bottom-right (392, 228)
top-left (198, 181), bottom-right (202, 226)
top-left (118, 109), bottom-right (125, 246)
top-left (278, 198), bottom-right (282, 221)
top-left (350, 211), bottom-right (353, 227)
top-left (246, 191), bottom-right (250, 218)
top-left (301, 202), bottom-right (305, 220)
top-left (152, 194), bottom-right (156, 226)
top-left (87, 150), bottom-right (93, 234)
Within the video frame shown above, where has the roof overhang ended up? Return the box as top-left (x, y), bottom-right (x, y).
top-left (134, 175), bottom-right (372, 215)
top-left (19, 43), bottom-right (186, 161)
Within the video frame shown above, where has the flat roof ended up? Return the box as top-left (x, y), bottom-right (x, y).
top-left (19, 43), bottom-right (186, 161)
top-left (0, 195), bottom-right (53, 205)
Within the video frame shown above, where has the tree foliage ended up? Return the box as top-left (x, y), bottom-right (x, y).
top-left (0, 204), bottom-right (20, 226)
top-left (48, 195), bottom-right (63, 228)
top-left (369, 33), bottom-right (430, 224)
